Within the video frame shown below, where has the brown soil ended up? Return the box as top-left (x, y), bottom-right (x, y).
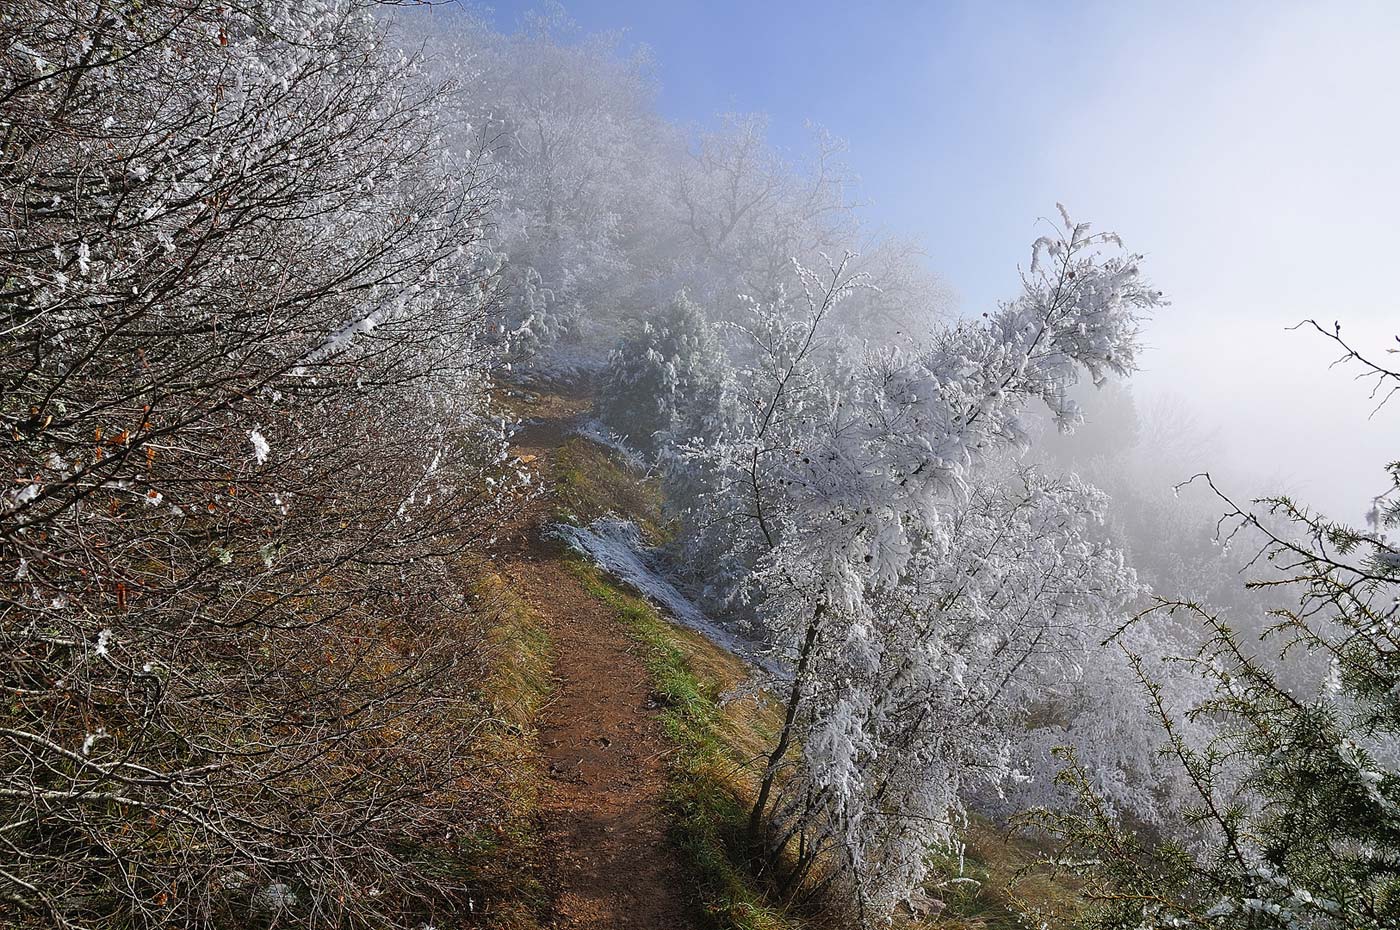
top-left (498, 394), bottom-right (697, 930)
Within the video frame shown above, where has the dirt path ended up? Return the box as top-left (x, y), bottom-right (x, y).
top-left (499, 397), bottom-right (696, 930)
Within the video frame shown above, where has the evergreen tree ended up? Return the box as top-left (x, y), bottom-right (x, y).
top-left (598, 292), bottom-right (737, 455)
top-left (1030, 322), bottom-right (1400, 930)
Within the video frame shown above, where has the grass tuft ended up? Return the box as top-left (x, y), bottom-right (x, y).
top-left (552, 438), bottom-right (672, 542)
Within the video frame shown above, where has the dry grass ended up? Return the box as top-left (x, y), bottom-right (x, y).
top-left (920, 818), bottom-right (1082, 929)
top-left (449, 571), bottom-right (555, 930)
top-left (552, 436), bottom-right (673, 542)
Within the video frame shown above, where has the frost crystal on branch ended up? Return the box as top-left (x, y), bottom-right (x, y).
top-left (0, 2), bottom-right (517, 926)
top-left (678, 212), bottom-right (1161, 924)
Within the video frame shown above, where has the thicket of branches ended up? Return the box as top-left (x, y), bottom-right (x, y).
top-left (1, 2), bottom-right (516, 927)
top-left (6, 4), bottom-right (1385, 929)
top-left (1027, 324), bottom-right (1400, 930)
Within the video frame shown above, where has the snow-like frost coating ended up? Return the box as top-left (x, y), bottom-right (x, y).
top-left (570, 419), bottom-right (648, 471)
top-left (550, 517), bottom-right (781, 676)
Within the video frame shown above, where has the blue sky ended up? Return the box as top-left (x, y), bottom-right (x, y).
top-left (481, 0), bottom-right (1117, 311)
top-left (475, 1), bottom-right (1400, 518)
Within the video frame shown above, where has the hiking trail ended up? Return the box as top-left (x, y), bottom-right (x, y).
top-left (498, 394), bottom-right (697, 930)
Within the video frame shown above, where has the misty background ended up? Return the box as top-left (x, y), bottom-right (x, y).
top-left (480, 0), bottom-right (1400, 521)
top-left (11, 1), bottom-right (1398, 923)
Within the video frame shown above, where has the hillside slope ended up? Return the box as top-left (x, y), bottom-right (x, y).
top-left (483, 388), bottom-right (1077, 930)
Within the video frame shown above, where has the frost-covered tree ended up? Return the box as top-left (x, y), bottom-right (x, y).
top-left (983, 386), bottom-right (1256, 829)
top-left (597, 292), bottom-right (736, 455)
top-left (397, 5), bottom-right (679, 365)
top-left (672, 115), bottom-right (854, 311)
top-left (1028, 322), bottom-right (1400, 930)
top-left (396, 9), bottom-right (946, 375)
top-left (595, 293), bottom-right (747, 599)
top-left (765, 466), bottom-right (1141, 920)
top-left (687, 209), bottom-right (1160, 924)
top-left (0, 2), bottom-right (511, 927)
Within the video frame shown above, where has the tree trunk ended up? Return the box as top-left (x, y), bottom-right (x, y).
top-left (747, 602), bottom-right (824, 862)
